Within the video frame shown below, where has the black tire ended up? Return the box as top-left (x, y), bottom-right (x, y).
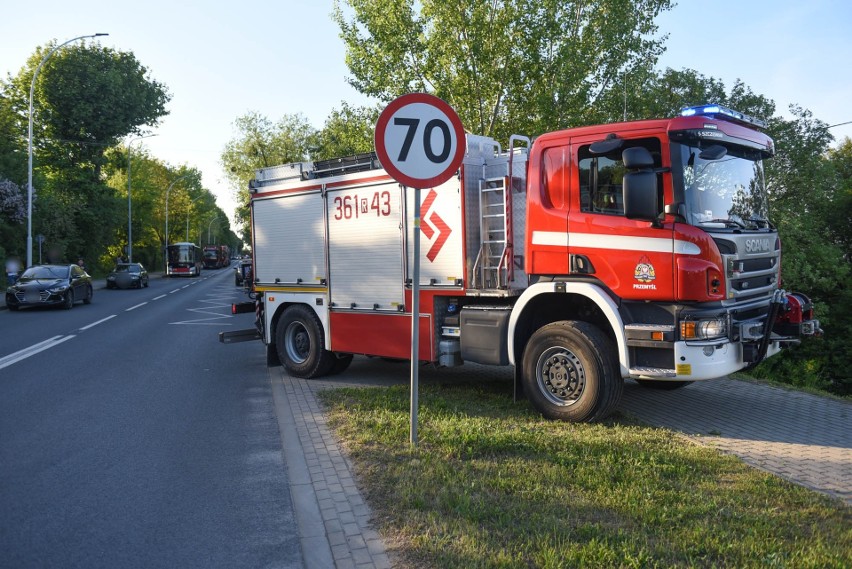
top-left (63, 290), bottom-right (74, 310)
top-left (8, 304), bottom-right (19, 311)
top-left (635, 379), bottom-right (693, 390)
top-left (82, 285), bottom-right (93, 304)
top-left (328, 354), bottom-right (354, 375)
top-left (275, 305), bottom-right (335, 378)
top-left (143, 279), bottom-right (149, 288)
top-left (521, 321), bottom-right (622, 423)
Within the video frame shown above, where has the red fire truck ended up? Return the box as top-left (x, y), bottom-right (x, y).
top-left (222, 104), bottom-right (821, 422)
top-left (203, 245), bottom-right (231, 269)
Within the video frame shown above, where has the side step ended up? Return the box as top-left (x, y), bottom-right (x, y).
top-left (628, 367), bottom-right (677, 379)
top-left (219, 328), bottom-right (261, 344)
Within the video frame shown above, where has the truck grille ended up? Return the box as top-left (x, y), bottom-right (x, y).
top-left (715, 236), bottom-right (780, 305)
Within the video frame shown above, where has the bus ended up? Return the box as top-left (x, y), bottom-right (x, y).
top-left (166, 242), bottom-right (203, 277)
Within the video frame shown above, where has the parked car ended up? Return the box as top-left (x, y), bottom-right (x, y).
top-left (106, 262), bottom-right (149, 289)
top-left (5, 264), bottom-right (93, 310)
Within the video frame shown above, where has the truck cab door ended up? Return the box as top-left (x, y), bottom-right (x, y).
top-left (567, 136), bottom-right (675, 301)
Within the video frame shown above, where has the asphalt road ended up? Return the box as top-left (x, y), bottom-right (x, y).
top-left (0, 268), bottom-right (302, 568)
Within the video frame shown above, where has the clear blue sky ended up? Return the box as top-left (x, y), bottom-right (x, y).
top-left (3, 0), bottom-right (851, 225)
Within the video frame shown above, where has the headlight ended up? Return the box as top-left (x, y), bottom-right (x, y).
top-left (48, 285), bottom-right (69, 294)
top-left (680, 318), bottom-right (727, 340)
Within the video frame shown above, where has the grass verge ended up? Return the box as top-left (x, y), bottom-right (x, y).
top-left (319, 381), bottom-right (851, 569)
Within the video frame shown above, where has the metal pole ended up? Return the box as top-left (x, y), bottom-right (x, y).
top-left (127, 134), bottom-right (156, 262)
top-left (410, 186), bottom-right (421, 447)
top-left (207, 216), bottom-right (219, 244)
top-left (26, 33), bottom-right (108, 268)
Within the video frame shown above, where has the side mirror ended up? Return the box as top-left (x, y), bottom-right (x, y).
top-left (698, 144), bottom-right (727, 161)
top-left (622, 147), bottom-right (654, 169)
top-left (589, 133), bottom-right (623, 154)
top-left (623, 171), bottom-right (659, 222)
top-left (622, 147), bottom-right (659, 223)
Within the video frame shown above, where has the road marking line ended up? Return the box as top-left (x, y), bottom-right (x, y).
top-left (182, 285), bottom-right (190, 289)
top-left (126, 302), bottom-right (147, 312)
top-left (0, 335), bottom-right (76, 371)
top-left (79, 315), bottom-right (117, 331)
top-left (152, 294), bottom-right (167, 300)
top-left (169, 288), bottom-right (181, 294)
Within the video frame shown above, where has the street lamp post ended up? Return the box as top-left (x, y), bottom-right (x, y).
top-left (127, 134), bottom-right (157, 262)
top-left (207, 216), bottom-right (221, 245)
top-left (27, 32), bottom-right (108, 268)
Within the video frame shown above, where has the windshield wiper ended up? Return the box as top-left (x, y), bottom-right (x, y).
top-left (699, 218), bottom-right (747, 229)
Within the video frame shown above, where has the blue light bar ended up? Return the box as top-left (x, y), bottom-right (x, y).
top-left (680, 103), bottom-right (766, 129)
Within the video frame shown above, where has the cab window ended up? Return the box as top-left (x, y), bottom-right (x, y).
top-left (579, 138), bottom-right (662, 216)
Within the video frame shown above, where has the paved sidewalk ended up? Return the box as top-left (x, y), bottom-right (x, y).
top-left (619, 378), bottom-right (851, 505)
top-left (271, 359), bottom-right (850, 567)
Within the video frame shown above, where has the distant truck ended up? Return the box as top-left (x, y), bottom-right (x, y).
top-left (222, 104), bottom-right (821, 422)
top-left (203, 245), bottom-right (230, 269)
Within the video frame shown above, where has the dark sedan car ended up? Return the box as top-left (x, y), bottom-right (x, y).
top-left (106, 262), bottom-right (149, 289)
top-left (5, 264), bottom-right (93, 310)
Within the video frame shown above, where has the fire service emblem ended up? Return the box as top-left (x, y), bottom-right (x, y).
top-left (633, 256), bottom-right (657, 290)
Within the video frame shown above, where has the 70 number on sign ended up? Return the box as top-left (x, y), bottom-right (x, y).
top-left (393, 117), bottom-right (452, 163)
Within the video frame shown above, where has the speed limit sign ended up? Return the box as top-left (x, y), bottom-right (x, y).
top-left (374, 93), bottom-right (465, 189)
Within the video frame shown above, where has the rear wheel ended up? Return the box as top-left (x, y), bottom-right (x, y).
top-left (522, 321), bottom-right (622, 422)
top-left (275, 305), bottom-right (334, 378)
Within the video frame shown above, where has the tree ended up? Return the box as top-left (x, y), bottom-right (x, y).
top-left (334, 0), bottom-right (673, 139)
top-left (220, 112), bottom-right (318, 239)
top-left (825, 138), bottom-right (852, 259)
top-left (313, 102), bottom-right (380, 160)
top-left (1, 40), bottom-right (170, 266)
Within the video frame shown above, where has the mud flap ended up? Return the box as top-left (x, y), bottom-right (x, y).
top-left (266, 342), bottom-right (281, 367)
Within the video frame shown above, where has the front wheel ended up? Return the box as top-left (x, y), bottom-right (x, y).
top-left (522, 321), bottom-right (622, 422)
top-left (63, 290), bottom-right (74, 310)
top-left (275, 305), bottom-right (334, 378)
top-left (82, 285), bottom-right (93, 304)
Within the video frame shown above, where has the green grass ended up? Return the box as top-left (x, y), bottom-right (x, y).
top-left (318, 381), bottom-right (851, 568)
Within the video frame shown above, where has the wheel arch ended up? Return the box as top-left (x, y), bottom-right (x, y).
top-left (265, 292), bottom-right (330, 348)
top-left (508, 282), bottom-right (629, 376)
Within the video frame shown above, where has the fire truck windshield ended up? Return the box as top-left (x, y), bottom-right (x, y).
top-left (672, 142), bottom-right (770, 230)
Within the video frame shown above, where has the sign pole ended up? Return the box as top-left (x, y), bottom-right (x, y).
top-left (410, 186), bottom-right (421, 447)
top-left (374, 92), bottom-right (465, 450)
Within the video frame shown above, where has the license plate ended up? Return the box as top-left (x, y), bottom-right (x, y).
top-left (26, 292), bottom-right (40, 302)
